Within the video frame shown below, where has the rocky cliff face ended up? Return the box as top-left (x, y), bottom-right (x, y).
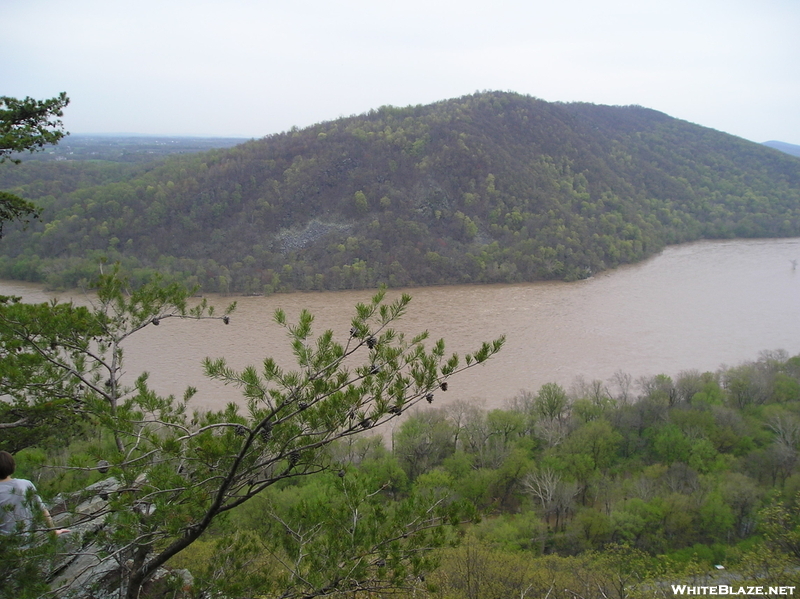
top-left (48, 477), bottom-right (193, 599)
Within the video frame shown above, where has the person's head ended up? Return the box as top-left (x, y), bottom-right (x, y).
top-left (0, 451), bottom-right (15, 479)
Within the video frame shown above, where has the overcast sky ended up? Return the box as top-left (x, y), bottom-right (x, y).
top-left (3, 0), bottom-right (799, 144)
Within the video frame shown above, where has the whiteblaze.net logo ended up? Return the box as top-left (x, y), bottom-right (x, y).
top-left (671, 586), bottom-right (796, 596)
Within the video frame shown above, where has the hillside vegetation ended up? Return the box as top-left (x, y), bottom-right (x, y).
top-left (1, 91), bottom-right (799, 292)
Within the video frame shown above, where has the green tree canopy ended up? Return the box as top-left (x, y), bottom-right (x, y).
top-left (0, 93), bottom-right (69, 163)
top-left (0, 92), bottom-right (69, 236)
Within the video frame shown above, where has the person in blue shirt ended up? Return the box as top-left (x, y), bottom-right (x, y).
top-left (0, 450), bottom-right (68, 536)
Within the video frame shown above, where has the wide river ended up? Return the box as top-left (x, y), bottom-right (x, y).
top-left (2, 238), bottom-right (799, 414)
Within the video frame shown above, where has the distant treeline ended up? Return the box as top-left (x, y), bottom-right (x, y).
top-left (1, 91), bottom-right (799, 292)
top-left (7, 134), bottom-right (248, 163)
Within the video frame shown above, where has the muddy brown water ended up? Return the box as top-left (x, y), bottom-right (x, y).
top-left (2, 238), bottom-right (799, 417)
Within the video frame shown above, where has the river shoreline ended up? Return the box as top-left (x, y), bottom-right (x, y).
top-left (2, 237), bottom-right (799, 413)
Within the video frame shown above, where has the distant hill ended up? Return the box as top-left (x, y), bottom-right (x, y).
top-left (1, 91), bottom-right (799, 293)
top-left (763, 140), bottom-right (800, 158)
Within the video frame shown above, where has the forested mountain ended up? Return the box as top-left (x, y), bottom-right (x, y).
top-left (1, 91), bottom-right (799, 293)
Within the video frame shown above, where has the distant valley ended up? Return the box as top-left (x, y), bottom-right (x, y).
top-left (14, 134), bottom-right (248, 163)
